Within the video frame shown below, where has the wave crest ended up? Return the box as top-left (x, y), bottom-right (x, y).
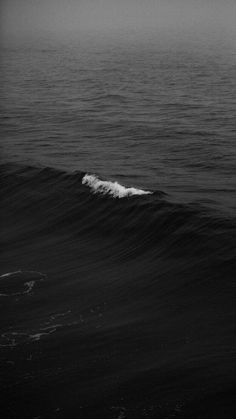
top-left (82, 174), bottom-right (152, 198)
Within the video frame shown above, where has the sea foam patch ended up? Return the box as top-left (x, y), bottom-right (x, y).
top-left (82, 174), bottom-right (152, 198)
top-left (0, 270), bottom-right (46, 297)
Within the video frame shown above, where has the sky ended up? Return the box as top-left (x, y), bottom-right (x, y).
top-left (1, 0), bottom-right (236, 42)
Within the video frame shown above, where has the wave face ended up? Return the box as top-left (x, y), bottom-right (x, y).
top-left (1, 162), bottom-right (236, 418)
top-left (82, 173), bottom-right (152, 198)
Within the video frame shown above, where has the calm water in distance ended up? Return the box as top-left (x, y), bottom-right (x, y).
top-left (1, 33), bottom-right (236, 212)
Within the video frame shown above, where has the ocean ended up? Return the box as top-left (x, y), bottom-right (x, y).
top-left (1, 33), bottom-right (236, 418)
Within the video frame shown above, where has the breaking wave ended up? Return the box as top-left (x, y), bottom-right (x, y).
top-left (82, 173), bottom-right (152, 198)
top-left (1, 162), bottom-right (236, 418)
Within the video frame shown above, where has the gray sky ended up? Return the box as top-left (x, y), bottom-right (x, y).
top-left (1, 0), bottom-right (236, 41)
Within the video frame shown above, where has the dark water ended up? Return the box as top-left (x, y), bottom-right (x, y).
top-left (1, 35), bottom-right (236, 418)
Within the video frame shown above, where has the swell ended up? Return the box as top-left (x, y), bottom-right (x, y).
top-left (1, 162), bottom-right (236, 417)
top-left (1, 162), bottom-right (235, 263)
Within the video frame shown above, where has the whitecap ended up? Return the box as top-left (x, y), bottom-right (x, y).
top-left (82, 174), bottom-right (152, 198)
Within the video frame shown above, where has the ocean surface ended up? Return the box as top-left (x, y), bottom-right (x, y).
top-left (1, 33), bottom-right (236, 418)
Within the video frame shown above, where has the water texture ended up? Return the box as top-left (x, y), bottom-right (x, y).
top-left (1, 35), bottom-right (236, 418)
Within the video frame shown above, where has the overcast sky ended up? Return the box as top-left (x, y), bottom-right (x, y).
top-left (1, 0), bottom-right (236, 41)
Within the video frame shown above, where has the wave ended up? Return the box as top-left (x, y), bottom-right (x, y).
top-left (82, 173), bottom-right (152, 198)
top-left (1, 162), bottom-right (236, 418)
top-left (1, 162), bottom-right (235, 261)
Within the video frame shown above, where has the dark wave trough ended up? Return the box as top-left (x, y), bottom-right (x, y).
top-left (1, 162), bottom-right (236, 418)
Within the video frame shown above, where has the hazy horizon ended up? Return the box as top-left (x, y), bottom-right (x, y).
top-left (1, 0), bottom-right (236, 44)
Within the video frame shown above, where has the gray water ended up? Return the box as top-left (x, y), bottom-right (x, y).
top-left (1, 34), bottom-right (236, 211)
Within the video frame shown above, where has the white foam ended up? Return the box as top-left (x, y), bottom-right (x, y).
top-left (0, 324), bottom-right (61, 347)
top-left (0, 281), bottom-right (35, 297)
top-left (0, 270), bottom-right (22, 278)
top-left (29, 325), bottom-right (60, 341)
top-left (29, 333), bottom-right (49, 342)
top-left (0, 270), bottom-right (46, 279)
top-left (0, 270), bottom-right (46, 297)
top-left (82, 174), bottom-right (152, 198)
top-left (0, 331), bottom-right (28, 347)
